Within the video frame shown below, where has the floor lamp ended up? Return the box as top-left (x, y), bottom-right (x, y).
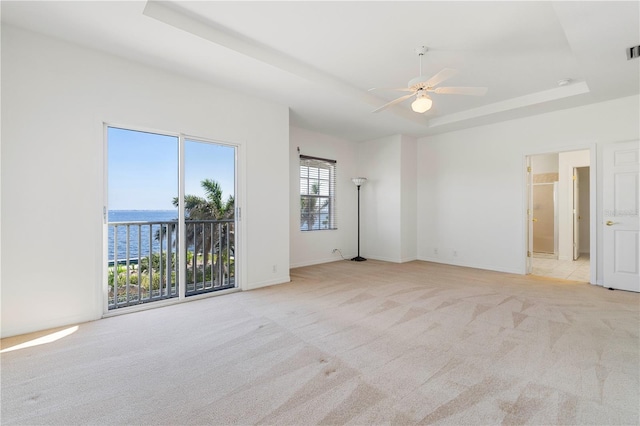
top-left (351, 177), bottom-right (367, 261)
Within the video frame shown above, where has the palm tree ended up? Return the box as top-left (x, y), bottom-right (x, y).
top-left (157, 179), bottom-right (234, 285)
top-left (176, 179), bottom-right (234, 222)
top-left (180, 179), bottom-right (233, 269)
top-left (176, 179), bottom-right (234, 277)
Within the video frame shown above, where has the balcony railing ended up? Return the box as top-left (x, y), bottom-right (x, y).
top-left (184, 220), bottom-right (235, 296)
top-left (108, 219), bottom-right (235, 310)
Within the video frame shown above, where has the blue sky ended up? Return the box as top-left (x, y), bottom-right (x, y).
top-left (108, 127), bottom-right (235, 210)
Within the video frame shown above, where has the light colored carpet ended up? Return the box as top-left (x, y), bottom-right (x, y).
top-left (1, 260), bottom-right (639, 425)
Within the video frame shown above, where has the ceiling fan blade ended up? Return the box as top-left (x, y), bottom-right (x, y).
top-left (433, 86), bottom-right (488, 96)
top-left (425, 68), bottom-right (458, 88)
top-left (372, 93), bottom-right (415, 113)
top-left (368, 87), bottom-right (413, 92)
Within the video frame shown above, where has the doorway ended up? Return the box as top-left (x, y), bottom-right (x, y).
top-left (527, 150), bottom-right (591, 282)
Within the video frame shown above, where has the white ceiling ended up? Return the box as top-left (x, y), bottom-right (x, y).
top-left (2, 1), bottom-right (639, 141)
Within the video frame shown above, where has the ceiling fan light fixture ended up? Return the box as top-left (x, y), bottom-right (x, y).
top-left (411, 92), bottom-right (432, 113)
top-left (370, 46), bottom-right (486, 114)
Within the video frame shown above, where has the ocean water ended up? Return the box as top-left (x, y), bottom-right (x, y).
top-left (108, 210), bottom-right (177, 261)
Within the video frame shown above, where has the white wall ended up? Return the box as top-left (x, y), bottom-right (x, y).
top-left (400, 135), bottom-right (417, 262)
top-left (531, 153), bottom-right (559, 174)
top-left (358, 135), bottom-right (402, 262)
top-left (357, 134), bottom-right (418, 263)
top-left (289, 127), bottom-right (358, 267)
top-left (417, 95), bottom-right (640, 279)
top-left (1, 26), bottom-right (290, 337)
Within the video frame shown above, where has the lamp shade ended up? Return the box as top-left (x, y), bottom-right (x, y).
top-left (352, 177), bottom-right (367, 186)
top-left (411, 93), bottom-right (432, 113)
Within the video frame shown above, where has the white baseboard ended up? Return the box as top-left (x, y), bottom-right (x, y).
top-left (417, 257), bottom-right (522, 275)
top-left (290, 257), bottom-right (347, 268)
top-left (1, 312), bottom-right (101, 340)
top-left (292, 254), bottom-right (419, 266)
top-left (364, 255), bottom-right (399, 263)
top-left (246, 276), bottom-right (291, 290)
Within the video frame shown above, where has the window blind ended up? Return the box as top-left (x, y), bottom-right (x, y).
top-left (299, 155), bottom-right (337, 231)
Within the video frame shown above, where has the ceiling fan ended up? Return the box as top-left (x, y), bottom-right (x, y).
top-left (370, 46), bottom-right (488, 113)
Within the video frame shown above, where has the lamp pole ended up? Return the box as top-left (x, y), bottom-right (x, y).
top-left (351, 177), bottom-right (367, 261)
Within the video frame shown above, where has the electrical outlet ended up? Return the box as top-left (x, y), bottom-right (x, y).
top-left (272, 264), bottom-right (277, 273)
top-left (433, 248), bottom-right (438, 255)
top-left (453, 250), bottom-right (458, 257)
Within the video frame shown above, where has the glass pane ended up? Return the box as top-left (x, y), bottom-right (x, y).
top-left (533, 184), bottom-right (555, 253)
top-left (184, 140), bottom-right (236, 295)
top-left (308, 179), bottom-right (319, 194)
top-left (107, 127), bottom-right (178, 308)
top-left (318, 180), bottom-right (329, 196)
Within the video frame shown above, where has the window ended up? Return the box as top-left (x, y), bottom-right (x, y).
top-left (300, 155), bottom-right (336, 231)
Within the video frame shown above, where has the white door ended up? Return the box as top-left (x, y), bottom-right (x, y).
top-left (603, 140), bottom-right (640, 292)
top-left (573, 168), bottom-right (580, 260)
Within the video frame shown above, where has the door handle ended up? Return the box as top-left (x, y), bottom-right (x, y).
top-left (606, 221), bottom-right (616, 226)
top-left (532, 218), bottom-right (538, 222)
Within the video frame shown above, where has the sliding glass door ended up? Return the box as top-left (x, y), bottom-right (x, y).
top-left (106, 127), bottom-right (237, 310)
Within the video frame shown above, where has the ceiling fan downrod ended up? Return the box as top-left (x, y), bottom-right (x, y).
top-left (415, 46), bottom-right (428, 77)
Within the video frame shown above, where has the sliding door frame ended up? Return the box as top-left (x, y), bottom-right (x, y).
top-left (102, 123), bottom-right (243, 316)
